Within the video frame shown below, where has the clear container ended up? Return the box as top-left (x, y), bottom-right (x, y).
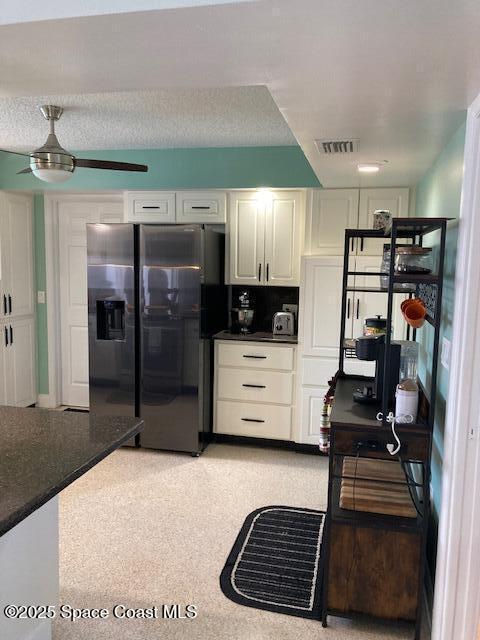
top-left (396, 341), bottom-right (419, 382)
top-left (395, 246), bottom-right (432, 274)
top-left (380, 245), bottom-right (391, 289)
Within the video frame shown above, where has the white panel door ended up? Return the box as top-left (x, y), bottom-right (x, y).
top-left (58, 198), bottom-right (123, 407)
top-left (264, 191), bottom-right (302, 286)
top-left (299, 256), bottom-right (353, 359)
top-left (298, 386), bottom-right (328, 445)
top-left (8, 317), bottom-right (36, 406)
top-left (0, 193), bottom-right (34, 319)
top-left (358, 188), bottom-right (409, 255)
top-left (305, 189), bottom-right (359, 255)
top-left (228, 192), bottom-right (265, 285)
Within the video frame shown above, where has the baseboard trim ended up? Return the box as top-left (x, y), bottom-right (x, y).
top-left (212, 434), bottom-right (326, 455)
top-left (36, 394), bottom-right (59, 409)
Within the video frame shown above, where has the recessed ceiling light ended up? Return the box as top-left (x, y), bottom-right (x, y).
top-left (357, 163), bottom-right (380, 173)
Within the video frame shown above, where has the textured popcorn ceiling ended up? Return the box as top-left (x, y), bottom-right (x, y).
top-left (0, 86), bottom-right (297, 152)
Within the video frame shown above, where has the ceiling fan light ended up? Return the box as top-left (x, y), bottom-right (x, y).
top-left (31, 167), bottom-right (73, 183)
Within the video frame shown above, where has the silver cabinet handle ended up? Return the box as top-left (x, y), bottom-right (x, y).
top-left (8, 295), bottom-right (12, 314)
top-left (243, 354), bottom-right (267, 359)
top-left (242, 384), bottom-right (266, 389)
top-left (191, 206), bottom-right (210, 210)
top-left (4, 326), bottom-right (8, 346)
top-left (266, 263), bottom-right (270, 282)
top-left (9, 325), bottom-right (13, 344)
top-left (241, 418), bottom-right (265, 423)
top-left (360, 237), bottom-right (364, 252)
top-left (141, 205), bottom-right (160, 209)
top-left (356, 299), bottom-right (360, 319)
top-left (3, 295), bottom-right (6, 315)
top-left (347, 298), bottom-right (351, 319)
top-left (258, 263), bottom-right (262, 281)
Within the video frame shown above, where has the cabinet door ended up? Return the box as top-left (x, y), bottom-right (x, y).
top-left (305, 189), bottom-right (359, 255)
top-left (0, 324), bottom-right (8, 405)
top-left (299, 256), bottom-right (353, 359)
top-left (0, 193), bottom-right (34, 318)
top-left (352, 256), bottom-right (407, 341)
top-left (228, 192), bottom-right (265, 285)
top-left (9, 317), bottom-right (36, 407)
top-left (298, 386), bottom-right (328, 445)
top-left (358, 188), bottom-right (409, 255)
top-left (176, 191), bottom-right (226, 223)
top-left (264, 191), bottom-right (302, 286)
top-left (125, 191), bottom-right (176, 223)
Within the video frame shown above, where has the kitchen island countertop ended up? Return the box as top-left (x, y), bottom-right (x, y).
top-left (0, 407), bottom-right (143, 537)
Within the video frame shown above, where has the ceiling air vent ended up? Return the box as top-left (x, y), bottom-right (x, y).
top-left (315, 139), bottom-right (359, 154)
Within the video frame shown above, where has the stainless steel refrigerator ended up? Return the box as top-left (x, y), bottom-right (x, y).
top-left (87, 224), bottom-right (226, 454)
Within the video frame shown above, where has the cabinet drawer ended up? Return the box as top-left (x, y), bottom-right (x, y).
top-left (125, 192), bottom-right (176, 222)
top-left (176, 191), bottom-right (226, 223)
top-left (217, 368), bottom-right (293, 404)
top-left (217, 342), bottom-right (294, 371)
top-left (215, 400), bottom-right (292, 440)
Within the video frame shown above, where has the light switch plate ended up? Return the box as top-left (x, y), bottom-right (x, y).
top-left (37, 290), bottom-right (46, 304)
top-left (441, 337), bottom-right (451, 370)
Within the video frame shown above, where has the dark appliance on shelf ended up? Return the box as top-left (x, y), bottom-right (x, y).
top-left (87, 223), bottom-right (226, 455)
top-left (352, 335), bottom-right (400, 405)
top-left (230, 289), bottom-right (255, 334)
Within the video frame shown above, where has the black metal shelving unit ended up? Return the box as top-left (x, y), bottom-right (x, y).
top-left (321, 217), bottom-right (450, 640)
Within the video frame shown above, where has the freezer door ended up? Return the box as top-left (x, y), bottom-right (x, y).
top-left (87, 224), bottom-right (136, 421)
top-left (139, 225), bottom-right (202, 453)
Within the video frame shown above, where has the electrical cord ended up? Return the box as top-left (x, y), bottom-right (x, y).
top-left (376, 411), bottom-right (413, 456)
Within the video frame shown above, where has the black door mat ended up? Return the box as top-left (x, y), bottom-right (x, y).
top-left (220, 506), bottom-right (325, 619)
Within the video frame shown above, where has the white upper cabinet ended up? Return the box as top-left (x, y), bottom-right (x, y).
top-left (125, 190), bottom-right (227, 224)
top-left (304, 187), bottom-right (409, 257)
top-left (305, 189), bottom-right (359, 255)
top-left (358, 187), bottom-right (410, 255)
top-left (264, 191), bottom-right (302, 286)
top-left (228, 190), bottom-right (302, 286)
top-left (176, 191), bottom-right (226, 223)
top-left (125, 191), bottom-right (176, 223)
top-left (228, 191), bottom-right (265, 285)
top-left (0, 192), bottom-right (34, 319)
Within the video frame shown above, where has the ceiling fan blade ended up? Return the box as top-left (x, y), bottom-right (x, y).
top-left (75, 158), bottom-right (148, 172)
top-left (0, 149), bottom-right (32, 158)
top-left (17, 167), bottom-right (32, 174)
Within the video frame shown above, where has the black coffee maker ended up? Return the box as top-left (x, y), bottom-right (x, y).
top-left (353, 334), bottom-right (400, 405)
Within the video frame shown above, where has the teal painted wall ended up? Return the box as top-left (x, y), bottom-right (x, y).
top-left (33, 195), bottom-right (49, 395)
top-left (414, 120), bottom-right (466, 579)
top-left (0, 145), bottom-right (321, 190)
top-left (6, 145), bottom-right (319, 396)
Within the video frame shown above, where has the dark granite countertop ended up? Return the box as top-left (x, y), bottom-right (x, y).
top-left (213, 330), bottom-right (298, 344)
top-left (0, 407), bottom-right (143, 537)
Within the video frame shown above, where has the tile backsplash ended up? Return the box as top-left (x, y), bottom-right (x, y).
top-left (230, 285), bottom-right (300, 333)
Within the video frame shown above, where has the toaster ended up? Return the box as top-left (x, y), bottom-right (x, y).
top-left (272, 311), bottom-right (295, 336)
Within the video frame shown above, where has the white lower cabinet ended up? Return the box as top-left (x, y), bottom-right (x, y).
top-left (0, 317), bottom-right (36, 407)
top-left (214, 340), bottom-right (296, 441)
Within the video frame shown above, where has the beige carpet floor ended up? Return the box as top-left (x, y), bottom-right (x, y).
top-left (54, 443), bottom-right (426, 640)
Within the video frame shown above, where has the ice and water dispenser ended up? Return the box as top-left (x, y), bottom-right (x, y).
top-left (96, 300), bottom-right (125, 341)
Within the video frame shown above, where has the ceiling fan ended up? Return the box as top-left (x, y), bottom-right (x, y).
top-left (0, 105), bottom-right (148, 183)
